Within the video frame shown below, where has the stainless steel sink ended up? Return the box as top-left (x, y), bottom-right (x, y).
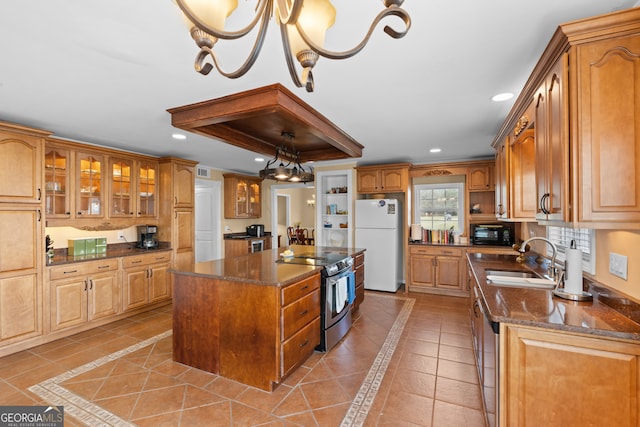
top-left (485, 269), bottom-right (556, 289)
top-left (485, 269), bottom-right (537, 278)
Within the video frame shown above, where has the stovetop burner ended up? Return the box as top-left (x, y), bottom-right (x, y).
top-left (277, 250), bottom-right (353, 275)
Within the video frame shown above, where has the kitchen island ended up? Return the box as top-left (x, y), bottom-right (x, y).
top-left (467, 253), bottom-right (640, 426)
top-left (170, 246), bottom-right (361, 391)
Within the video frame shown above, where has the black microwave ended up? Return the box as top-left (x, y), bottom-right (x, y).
top-left (471, 224), bottom-right (515, 246)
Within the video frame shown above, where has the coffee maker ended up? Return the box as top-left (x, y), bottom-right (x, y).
top-left (137, 225), bottom-right (158, 249)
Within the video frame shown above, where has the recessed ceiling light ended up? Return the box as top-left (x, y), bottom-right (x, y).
top-left (254, 157), bottom-right (265, 162)
top-left (171, 133), bottom-right (186, 140)
top-left (430, 148), bottom-right (442, 153)
top-left (491, 92), bottom-right (514, 102)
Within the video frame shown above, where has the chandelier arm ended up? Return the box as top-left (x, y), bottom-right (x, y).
top-left (194, 1), bottom-right (273, 79)
top-left (176, 0), bottom-right (268, 40)
top-left (278, 18), bottom-right (310, 90)
top-left (275, 0), bottom-right (303, 25)
top-left (298, 5), bottom-right (411, 60)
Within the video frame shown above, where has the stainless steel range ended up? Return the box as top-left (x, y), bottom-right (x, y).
top-left (278, 250), bottom-right (354, 352)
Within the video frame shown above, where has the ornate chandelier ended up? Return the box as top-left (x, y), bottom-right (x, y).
top-left (174, 0), bottom-right (411, 92)
top-left (259, 132), bottom-right (314, 183)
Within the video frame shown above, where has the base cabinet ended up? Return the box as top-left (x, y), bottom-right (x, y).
top-left (408, 246), bottom-right (465, 295)
top-left (501, 324), bottom-right (640, 426)
top-left (0, 275), bottom-right (41, 343)
top-left (122, 252), bottom-right (171, 311)
top-left (48, 259), bottom-right (120, 332)
top-left (352, 252), bottom-right (365, 313)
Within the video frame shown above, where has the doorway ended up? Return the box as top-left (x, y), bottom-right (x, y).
top-left (271, 183), bottom-right (315, 247)
top-left (195, 180), bottom-right (222, 261)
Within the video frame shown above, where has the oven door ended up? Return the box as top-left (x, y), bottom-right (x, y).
top-left (325, 268), bottom-right (352, 328)
top-left (250, 239), bottom-right (264, 253)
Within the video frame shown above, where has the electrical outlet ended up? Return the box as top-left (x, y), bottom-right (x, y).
top-left (609, 252), bottom-right (628, 280)
top-left (118, 231), bottom-right (125, 240)
top-left (224, 226), bottom-right (232, 232)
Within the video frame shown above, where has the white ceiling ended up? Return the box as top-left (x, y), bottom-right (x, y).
top-left (1, 1), bottom-right (638, 175)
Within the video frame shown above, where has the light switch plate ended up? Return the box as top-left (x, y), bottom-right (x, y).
top-left (609, 252), bottom-right (628, 280)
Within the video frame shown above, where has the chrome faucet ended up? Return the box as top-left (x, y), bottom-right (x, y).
top-left (518, 237), bottom-right (562, 283)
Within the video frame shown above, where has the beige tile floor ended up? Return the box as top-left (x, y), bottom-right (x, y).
top-left (0, 291), bottom-right (485, 426)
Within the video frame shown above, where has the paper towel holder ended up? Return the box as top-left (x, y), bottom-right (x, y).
top-left (552, 272), bottom-right (593, 301)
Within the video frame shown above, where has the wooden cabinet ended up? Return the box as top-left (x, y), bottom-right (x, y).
top-left (224, 236), bottom-right (272, 258)
top-left (468, 164), bottom-right (493, 190)
top-left (44, 144), bottom-right (71, 218)
top-left (501, 324), bottom-right (640, 426)
top-left (576, 33), bottom-right (640, 225)
top-left (408, 246), bottom-right (465, 295)
top-left (122, 251), bottom-right (171, 311)
top-left (75, 150), bottom-right (106, 219)
top-left (223, 173), bottom-right (262, 219)
top-left (48, 259), bottom-right (120, 332)
top-left (158, 157), bottom-right (196, 271)
top-left (468, 161), bottom-right (496, 223)
top-left (356, 164), bottom-right (409, 193)
top-left (352, 252), bottom-right (365, 313)
top-left (109, 157), bottom-right (158, 219)
top-left (534, 55), bottom-right (569, 222)
top-left (0, 123), bottom-right (48, 348)
top-left (509, 128), bottom-right (537, 220)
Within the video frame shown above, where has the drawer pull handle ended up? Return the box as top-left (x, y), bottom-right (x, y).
top-left (98, 265), bottom-right (110, 269)
top-left (299, 339), bottom-right (309, 348)
top-left (299, 309), bottom-right (308, 317)
top-left (155, 257), bottom-right (165, 260)
top-left (132, 260), bottom-right (142, 264)
top-left (301, 285), bottom-right (308, 290)
top-left (63, 270), bottom-right (78, 274)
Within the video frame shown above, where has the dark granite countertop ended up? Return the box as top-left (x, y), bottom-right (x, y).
top-left (223, 232), bottom-right (273, 240)
top-left (46, 242), bottom-right (172, 266)
top-left (467, 252), bottom-right (640, 341)
top-left (171, 245), bottom-right (365, 287)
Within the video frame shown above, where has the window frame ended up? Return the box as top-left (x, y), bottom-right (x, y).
top-left (546, 226), bottom-right (596, 275)
top-left (413, 182), bottom-right (465, 233)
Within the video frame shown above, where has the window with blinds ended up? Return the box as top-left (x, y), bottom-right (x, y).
top-left (546, 226), bottom-right (596, 274)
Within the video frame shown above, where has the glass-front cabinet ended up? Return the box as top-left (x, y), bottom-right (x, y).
top-left (110, 157), bottom-right (133, 217)
top-left (223, 173), bottom-right (262, 219)
top-left (44, 146), bottom-right (71, 218)
top-left (137, 161), bottom-right (157, 217)
top-left (76, 152), bottom-right (104, 218)
top-left (315, 170), bottom-right (353, 248)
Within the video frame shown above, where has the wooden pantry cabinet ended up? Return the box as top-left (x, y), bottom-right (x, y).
top-left (158, 157), bottom-right (196, 271)
top-left (0, 122), bottom-right (49, 348)
top-left (356, 164), bottom-right (409, 194)
top-left (48, 259), bottom-right (120, 332)
top-left (501, 324), bottom-right (640, 426)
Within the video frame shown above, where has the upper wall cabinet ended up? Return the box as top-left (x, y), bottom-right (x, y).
top-left (356, 164), bottom-right (409, 194)
top-left (0, 123), bottom-right (48, 204)
top-left (492, 7), bottom-right (640, 228)
top-left (576, 33), bottom-right (640, 225)
top-left (223, 173), bottom-right (262, 219)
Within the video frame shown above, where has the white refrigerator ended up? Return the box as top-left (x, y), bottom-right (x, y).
top-left (355, 199), bottom-right (402, 292)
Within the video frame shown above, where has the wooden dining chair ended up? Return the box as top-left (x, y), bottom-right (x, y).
top-left (298, 228), bottom-right (309, 245)
top-left (287, 227), bottom-right (297, 244)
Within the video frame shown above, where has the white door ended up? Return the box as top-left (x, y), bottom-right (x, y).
top-left (195, 180), bottom-right (222, 262)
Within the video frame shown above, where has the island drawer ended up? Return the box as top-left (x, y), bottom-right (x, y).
top-left (49, 258), bottom-right (119, 280)
top-left (282, 289), bottom-right (320, 340)
top-left (281, 317), bottom-right (320, 378)
top-left (122, 252), bottom-right (171, 269)
top-left (281, 273), bottom-right (320, 306)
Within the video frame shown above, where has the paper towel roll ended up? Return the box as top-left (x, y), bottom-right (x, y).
top-left (564, 247), bottom-right (583, 294)
top-left (410, 224), bottom-right (422, 241)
